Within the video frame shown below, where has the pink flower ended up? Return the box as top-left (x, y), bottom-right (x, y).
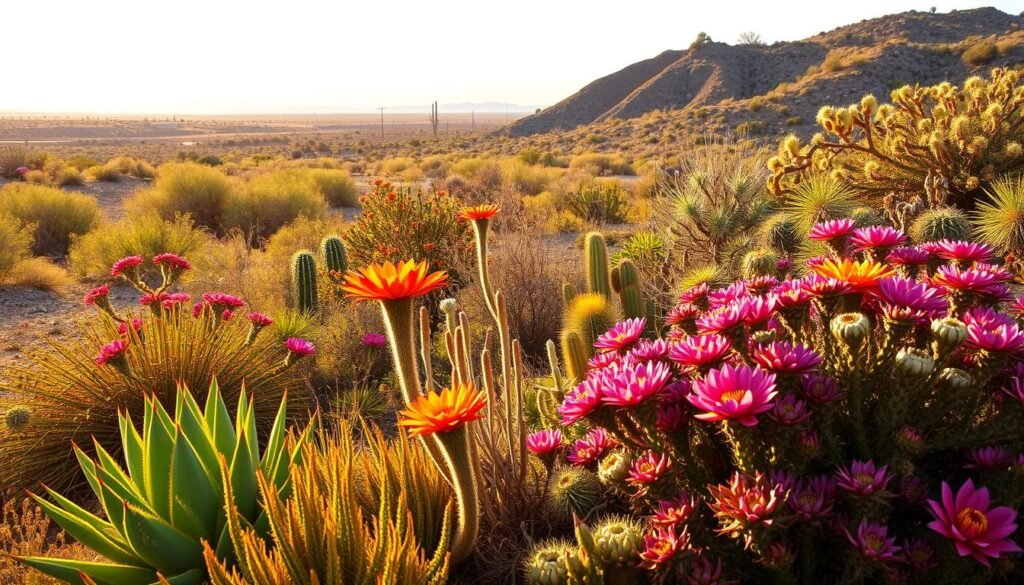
top-left (640, 525), bottom-right (690, 569)
top-left (962, 306), bottom-right (1016, 330)
top-left (559, 377), bottom-right (603, 425)
top-left (566, 428), bottom-right (614, 466)
top-left (927, 479), bottom-right (1022, 567)
top-left (737, 295), bottom-right (777, 326)
top-left (745, 275), bottom-right (780, 295)
top-left (849, 226), bottom-right (906, 254)
top-left (873, 276), bottom-right (947, 323)
top-left (247, 312), bottom-right (273, 327)
top-left (285, 337), bottom-right (316, 357)
top-left (932, 240), bottom-right (993, 264)
top-left (601, 361), bottom-right (672, 407)
top-left (138, 292), bottom-right (167, 307)
top-left (767, 394), bottom-right (812, 425)
top-left (835, 460), bottom-right (894, 496)
top-left (966, 446), bottom-right (1014, 471)
top-left (886, 246), bottom-right (931, 267)
top-left (627, 450), bottom-right (672, 490)
top-left (656, 403), bottom-right (688, 431)
top-left (360, 332), bottom-right (387, 348)
top-left (1008, 297), bottom-right (1024, 318)
top-left (160, 292), bottom-right (190, 309)
top-left (773, 279), bottom-right (814, 308)
top-left (110, 255), bottom-right (144, 278)
top-left (687, 364), bottom-right (778, 427)
top-left (665, 303), bottom-right (701, 326)
top-left (669, 334), bottom-right (732, 373)
top-left (708, 471), bottom-right (786, 537)
top-left (708, 282), bottom-right (749, 309)
top-left (526, 429), bottom-right (562, 456)
top-left (679, 282), bottom-right (710, 305)
top-left (809, 219), bottom-right (856, 242)
top-left (202, 292), bottom-right (246, 309)
top-left (594, 318), bottom-right (645, 352)
top-left (628, 338), bottom-right (669, 362)
top-left (965, 322), bottom-right (1024, 353)
top-left (751, 342), bottom-right (821, 375)
top-left (95, 339), bottom-right (130, 366)
top-left (788, 475), bottom-right (835, 520)
top-left (800, 273), bottom-right (850, 297)
top-left (652, 491), bottom-right (698, 527)
top-left (932, 265), bottom-right (1009, 295)
top-left (152, 253), bottom-right (191, 271)
top-left (587, 350), bottom-right (620, 370)
top-left (83, 284), bottom-right (110, 306)
top-left (844, 518), bottom-right (902, 562)
top-left (799, 374), bottom-right (843, 404)
top-left (116, 319), bottom-right (144, 337)
top-left (685, 556), bottom-right (728, 585)
top-left (659, 380), bottom-right (692, 404)
top-left (696, 305), bottom-right (745, 335)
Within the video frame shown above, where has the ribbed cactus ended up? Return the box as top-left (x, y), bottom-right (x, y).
top-left (741, 249), bottom-right (779, 279)
top-left (545, 466), bottom-right (603, 523)
top-left (320, 235), bottom-right (348, 284)
top-left (910, 207), bottom-right (971, 243)
top-left (562, 283), bottom-right (576, 305)
top-left (560, 330), bottom-right (589, 383)
top-left (585, 232), bottom-right (612, 300)
top-left (291, 250), bottom-right (318, 313)
top-left (610, 266), bottom-right (622, 293)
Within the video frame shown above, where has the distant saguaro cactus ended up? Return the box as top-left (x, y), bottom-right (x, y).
top-left (291, 250), bottom-right (318, 313)
top-left (429, 101), bottom-right (440, 136)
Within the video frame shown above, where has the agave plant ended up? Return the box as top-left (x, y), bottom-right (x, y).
top-left (17, 380), bottom-right (316, 585)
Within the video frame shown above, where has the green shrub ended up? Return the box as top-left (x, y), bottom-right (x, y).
top-left (125, 162), bottom-right (235, 230)
top-left (197, 154), bottom-right (223, 166)
top-left (0, 183), bottom-right (100, 256)
top-left (564, 182), bottom-right (629, 224)
top-left (0, 145), bottom-right (28, 178)
top-left (65, 155), bottom-right (98, 171)
top-left (0, 214), bottom-right (33, 278)
top-left (86, 163), bottom-right (122, 182)
top-left (224, 169), bottom-right (329, 241)
top-left (307, 168), bottom-right (359, 207)
top-left (68, 213), bottom-right (210, 280)
top-left (962, 40), bottom-right (998, 66)
top-left (569, 153), bottom-right (634, 176)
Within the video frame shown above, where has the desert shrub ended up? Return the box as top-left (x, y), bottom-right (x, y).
top-left (380, 157), bottom-right (414, 175)
top-left (307, 302), bottom-right (387, 387)
top-left (735, 120), bottom-right (765, 135)
top-left (0, 215), bottom-right (33, 278)
top-left (973, 176), bottom-right (1024, 254)
top-left (63, 155), bottom-right (97, 171)
top-left (52, 165), bottom-right (83, 186)
top-left (125, 162), bottom-right (235, 230)
top-left (85, 163), bottom-right (122, 181)
top-left (769, 68), bottom-right (1024, 209)
top-left (419, 155), bottom-right (450, 179)
top-left (264, 214), bottom-right (347, 259)
top-left (3, 257), bottom-right (72, 291)
top-left (197, 154), bottom-right (223, 166)
top-left (0, 145), bottom-right (29, 178)
top-left (68, 212), bottom-right (210, 280)
top-left (501, 158), bottom-right (561, 196)
top-left (344, 179), bottom-right (472, 286)
top-left (0, 500), bottom-right (91, 585)
top-left (308, 167), bottom-right (358, 206)
top-left (564, 182), bottom-right (629, 224)
top-left (0, 254), bottom-right (305, 495)
top-left (0, 183), bottom-right (100, 256)
top-left (224, 169), bottom-right (329, 241)
top-left (569, 152), bottom-right (634, 176)
top-left (962, 40), bottom-right (998, 66)
top-left (22, 170), bottom-right (46, 184)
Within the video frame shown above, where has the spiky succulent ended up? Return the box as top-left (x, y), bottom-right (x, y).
top-left (523, 539), bottom-right (575, 585)
top-left (592, 516), bottom-right (644, 567)
top-left (546, 466), bottom-right (604, 523)
top-left (910, 207), bottom-right (972, 244)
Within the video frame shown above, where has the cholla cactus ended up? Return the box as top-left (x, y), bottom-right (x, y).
top-left (768, 68), bottom-right (1024, 209)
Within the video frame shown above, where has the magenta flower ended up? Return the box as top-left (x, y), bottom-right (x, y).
top-left (835, 460), bottom-right (894, 496)
top-left (767, 394), bottom-right (812, 425)
top-left (965, 322), bottom-right (1024, 353)
top-left (844, 518), bottom-right (902, 562)
top-left (628, 338), bottom-right (669, 362)
top-left (1001, 376), bottom-right (1024, 406)
top-left (708, 471), bottom-right (786, 537)
top-left (627, 450), bottom-right (672, 490)
top-left (160, 292), bottom-right (191, 310)
top-left (526, 429), bottom-right (562, 456)
top-left (652, 490), bottom-right (698, 527)
top-left (558, 377), bottom-right (603, 425)
top-left (886, 246), bottom-right (931, 267)
top-left (685, 556), bottom-right (727, 585)
top-left (873, 276), bottom-right (947, 323)
top-left (360, 332), bottom-right (387, 348)
top-left (95, 339), bottom-right (130, 366)
top-left (788, 475), bottom-right (836, 520)
top-left (746, 275), bottom-right (781, 295)
top-left (773, 279), bottom-right (815, 308)
top-left (809, 218), bottom-right (856, 242)
top-left (594, 318), bottom-right (646, 352)
top-left (566, 428), bottom-right (614, 466)
top-left (966, 446), bottom-right (1014, 471)
top-left (247, 312), bottom-right (273, 327)
top-left (656, 403), bottom-right (688, 432)
top-left (799, 374), bottom-right (843, 404)
top-left (962, 306), bottom-right (1016, 330)
top-left (737, 295), bottom-right (778, 326)
top-left (587, 350), bottom-right (621, 370)
top-left (1008, 297), bottom-right (1024, 318)
top-left (83, 284), bottom-right (110, 307)
top-left (285, 337), bottom-right (316, 357)
top-left (696, 304), bottom-right (745, 335)
top-left (138, 291), bottom-right (168, 307)
top-left (640, 525), bottom-right (690, 569)
top-left (659, 380), bottom-right (692, 405)
top-left (932, 265), bottom-right (1009, 295)
top-left (932, 240), bottom-right (994, 264)
top-left (669, 334), bottom-right (732, 373)
top-left (665, 303), bottom-right (701, 326)
top-left (152, 253), bottom-right (191, 271)
top-left (927, 479), bottom-right (1022, 567)
top-left (679, 282), bottom-right (710, 305)
top-left (687, 364), bottom-right (778, 427)
top-left (800, 273), bottom-right (851, 297)
top-left (850, 226), bottom-right (906, 254)
top-left (708, 282), bottom-right (749, 310)
top-left (116, 318), bottom-right (144, 338)
top-left (202, 291), bottom-right (246, 309)
top-left (110, 255), bottom-right (144, 278)
top-left (601, 361), bottom-right (672, 407)
top-left (751, 342), bottom-right (821, 375)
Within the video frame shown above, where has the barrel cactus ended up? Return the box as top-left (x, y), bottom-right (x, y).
top-left (563, 293), bottom-right (619, 361)
top-left (291, 250), bottom-right (319, 313)
top-left (741, 249), bottom-right (779, 279)
top-left (910, 207), bottom-right (971, 243)
top-left (545, 466), bottom-right (603, 523)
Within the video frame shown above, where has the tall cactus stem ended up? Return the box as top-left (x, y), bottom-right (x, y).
top-left (585, 232), bottom-right (612, 300)
top-left (291, 250), bottom-right (318, 313)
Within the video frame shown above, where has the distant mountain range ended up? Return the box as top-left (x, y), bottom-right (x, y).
top-left (288, 102), bottom-right (541, 115)
top-left (508, 7), bottom-right (1024, 138)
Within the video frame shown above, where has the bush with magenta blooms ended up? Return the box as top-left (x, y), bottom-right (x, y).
top-left (541, 226), bottom-right (1024, 584)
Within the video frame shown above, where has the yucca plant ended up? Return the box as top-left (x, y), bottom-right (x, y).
top-left (782, 174), bottom-right (862, 236)
top-left (17, 380), bottom-right (316, 585)
top-left (202, 428), bottom-right (452, 585)
top-left (973, 176), bottom-right (1024, 255)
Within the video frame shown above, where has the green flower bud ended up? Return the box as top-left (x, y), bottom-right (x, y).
top-left (831, 312), bottom-right (870, 347)
top-left (593, 517), bottom-right (644, 566)
top-left (931, 317), bottom-right (967, 349)
top-left (524, 540), bottom-right (573, 585)
top-left (896, 347), bottom-right (934, 376)
top-left (598, 451), bottom-right (631, 486)
top-left (439, 298), bottom-right (458, 315)
top-left (546, 467), bottom-right (603, 522)
top-left (939, 367), bottom-right (973, 391)
top-left (4, 406), bottom-right (30, 432)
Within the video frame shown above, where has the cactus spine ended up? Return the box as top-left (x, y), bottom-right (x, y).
top-left (291, 250), bottom-right (318, 313)
top-left (585, 232), bottom-right (612, 300)
top-left (320, 235), bottom-right (348, 284)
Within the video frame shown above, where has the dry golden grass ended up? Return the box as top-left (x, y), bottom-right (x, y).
top-left (0, 500), bottom-right (94, 585)
top-left (3, 258), bottom-right (73, 291)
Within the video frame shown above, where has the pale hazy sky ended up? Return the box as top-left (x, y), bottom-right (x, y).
top-left (4, 1), bottom-right (1020, 114)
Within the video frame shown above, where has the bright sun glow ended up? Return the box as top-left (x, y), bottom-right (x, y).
top-left (2, 0), bottom-right (1021, 114)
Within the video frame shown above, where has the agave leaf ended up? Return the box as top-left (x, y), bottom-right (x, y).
top-left (121, 504), bottom-right (205, 575)
top-left (93, 439), bottom-right (144, 501)
top-left (174, 387), bottom-right (222, 489)
top-left (259, 391), bottom-right (289, 479)
top-left (228, 422), bottom-right (258, 520)
top-left (73, 445), bottom-right (102, 498)
top-left (168, 426), bottom-right (220, 543)
top-left (15, 557), bottom-right (158, 585)
top-left (143, 400), bottom-right (175, 521)
top-left (204, 379), bottom-right (237, 457)
top-left (29, 492), bottom-right (139, 566)
top-left (156, 568), bottom-right (207, 585)
top-left (119, 411), bottom-right (147, 495)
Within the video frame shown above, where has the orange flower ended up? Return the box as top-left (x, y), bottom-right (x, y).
top-left (340, 260), bottom-right (448, 302)
top-left (458, 204), bottom-right (500, 221)
top-left (398, 383), bottom-right (487, 436)
top-left (811, 258), bottom-right (894, 292)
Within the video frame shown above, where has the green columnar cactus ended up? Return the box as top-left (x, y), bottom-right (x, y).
top-left (610, 266), bottom-right (622, 293)
top-left (585, 232), bottom-right (612, 300)
top-left (320, 235), bottom-right (348, 284)
top-left (909, 207), bottom-right (972, 243)
top-left (614, 260), bottom-right (648, 322)
top-left (18, 380), bottom-right (315, 585)
top-left (560, 330), bottom-right (589, 383)
top-left (291, 250), bottom-right (318, 313)
top-left (562, 283), bottom-right (576, 305)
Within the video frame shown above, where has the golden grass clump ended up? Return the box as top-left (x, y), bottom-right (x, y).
top-left (0, 500), bottom-right (93, 585)
top-left (125, 161), bottom-right (237, 230)
top-left (68, 212), bottom-right (210, 280)
top-left (0, 183), bottom-right (101, 257)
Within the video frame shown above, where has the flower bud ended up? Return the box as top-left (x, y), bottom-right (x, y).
top-left (524, 541), bottom-right (573, 585)
top-left (931, 317), bottom-right (967, 349)
top-left (896, 347), bottom-right (935, 377)
top-left (831, 312), bottom-right (870, 347)
top-left (439, 298), bottom-right (458, 315)
top-left (598, 451), bottom-right (631, 487)
top-left (939, 367), bottom-right (972, 391)
top-left (593, 517), bottom-right (643, 566)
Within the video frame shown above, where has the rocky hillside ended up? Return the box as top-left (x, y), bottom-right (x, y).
top-left (508, 7), bottom-right (1024, 143)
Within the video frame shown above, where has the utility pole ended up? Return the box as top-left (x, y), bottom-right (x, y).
top-left (471, 110), bottom-right (475, 132)
top-left (377, 107), bottom-right (385, 138)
